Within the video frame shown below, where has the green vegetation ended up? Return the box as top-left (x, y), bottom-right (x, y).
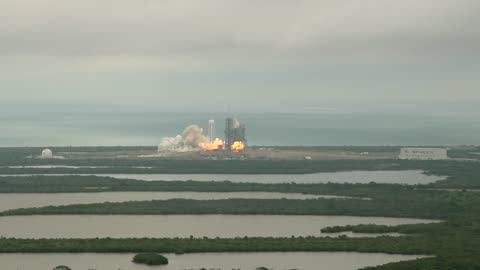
top-left (0, 219), bottom-right (478, 269)
top-left (1, 183), bottom-right (480, 269)
top-left (0, 157), bottom-right (469, 174)
top-left (52, 266), bottom-right (72, 270)
top-left (1, 158), bottom-right (480, 189)
top-left (447, 147), bottom-right (480, 160)
top-left (0, 236), bottom-right (437, 254)
top-left (2, 177), bottom-right (479, 219)
top-left (132, 253), bottom-right (168, 265)
top-left (319, 204), bottom-right (480, 269)
top-left (3, 190), bottom-right (477, 219)
top-left (0, 175), bottom-right (404, 195)
top-left (1, 148), bottom-right (480, 269)
top-left (1, 159), bottom-right (407, 174)
top-left (0, 228), bottom-right (478, 269)
top-left (322, 224), bottom-right (408, 234)
top-left (359, 257), bottom-right (477, 270)
top-left (261, 146), bottom-right (402, 153)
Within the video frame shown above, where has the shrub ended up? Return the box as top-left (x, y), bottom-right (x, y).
top-left (132, 253), bottom-right (169, 265)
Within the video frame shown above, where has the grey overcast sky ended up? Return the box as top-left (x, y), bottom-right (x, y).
top-left (1, 0), bottom-right (479, 113)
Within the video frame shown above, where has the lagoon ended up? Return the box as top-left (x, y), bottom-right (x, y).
top-left (0, 215), bottom-right (437, 239)
top-left (0, 252), bottom-right (429, 270)
top-left (0, 192), bottom-right (351, 211)
top-left (1, 170), bottom-right (444, 184)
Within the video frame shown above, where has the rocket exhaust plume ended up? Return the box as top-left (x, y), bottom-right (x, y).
top-left (201, 137), bottom-right (224, 151)
top-left (158, 124), bottom-right (224, 152)
top-left (202, 119), bottom-right (224, 150)
top-left (158, 125), bottom-right (208, 152)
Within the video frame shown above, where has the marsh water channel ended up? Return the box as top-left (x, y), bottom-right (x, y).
top-left (0, 170), bottom-right (439, 269)
top-left (0, 215), bottom-right (437, 239)
top-left (0, 252), bottom-right (429, 270)
top-left (0, 192), bottom-right (358, 212)
top-left (1, 170), bottom-right (445, 184)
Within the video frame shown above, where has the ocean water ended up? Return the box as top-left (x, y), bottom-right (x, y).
top-left (1, 110), bottom-right (479, 147)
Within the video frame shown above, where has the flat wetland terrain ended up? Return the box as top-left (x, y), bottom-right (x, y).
top-left (0, 252), bottom-right (428, 270)
top-left (0, 214), bottom-right (436, 239)
top-left (0, 146), bottom-right (479, 270)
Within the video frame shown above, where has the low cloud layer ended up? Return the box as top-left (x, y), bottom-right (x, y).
top-left (1, 0), bottom-right (479, 110)
top-left (2, 0), bottom-right (479, 57)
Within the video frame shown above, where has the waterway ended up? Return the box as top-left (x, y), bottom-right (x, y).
top-left (0, 192), bottom-right (357, 211)
top-left (0, 215), bottom-right (438, 239)
top-left (0, 252), bottom-right (429, 270)
top-left (0, 170), bottom-right (445, 184)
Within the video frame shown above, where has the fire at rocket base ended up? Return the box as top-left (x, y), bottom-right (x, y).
top-left (230, 141), bottom-right (245, 152)
top-left (157, 117), bottom-right (246, 154)
top-left (201, 137), bottom-right (224, 151)
top-left (224, 116), bottom-right (247, 152)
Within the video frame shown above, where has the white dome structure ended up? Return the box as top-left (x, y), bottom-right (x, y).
top-left (41, 148), bottom-right (53, 159)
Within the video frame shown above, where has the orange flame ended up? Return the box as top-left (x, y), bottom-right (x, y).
top-left (230, 141), bottom-right (245, 152)
top-left (201, 138), bottom-right (224, 151)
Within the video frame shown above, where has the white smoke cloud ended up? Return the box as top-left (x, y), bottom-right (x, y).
top-left (233, 117), bottom-right (240, 128)
top-left (158, 125), bottom-right (209, 152)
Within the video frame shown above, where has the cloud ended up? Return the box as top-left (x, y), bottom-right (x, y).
top-left (1, 0), bottom-right (479, 58)
top-left (0, 0), bottom-right (479, 108)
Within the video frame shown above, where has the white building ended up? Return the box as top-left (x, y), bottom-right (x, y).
top-left (399, 148), bottom-right (448, 160)
top-left (41, 148), bottom-right (53, 159)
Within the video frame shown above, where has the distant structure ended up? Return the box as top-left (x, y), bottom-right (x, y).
top-left (224, 116), bottom-right (247, 151)
top-left (399, 148), bottom-right (448, 160)
top-left (53, 266), bottom-right (72, 270)
top-left (208, 119), bottom-right (215, 142)
top-left (41, 148), bottom-right (53, 159)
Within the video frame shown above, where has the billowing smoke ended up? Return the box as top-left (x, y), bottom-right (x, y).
top-left (233, 118), bottom-right (240, 128)
top-left (158, 125), bottom-right (209, 152)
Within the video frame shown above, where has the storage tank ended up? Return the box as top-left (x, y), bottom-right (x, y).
top-left (41, 148), bottom-right (53, 159)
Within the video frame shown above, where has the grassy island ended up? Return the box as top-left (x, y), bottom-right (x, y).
top-left (132, 253), bottom-right (168, 265)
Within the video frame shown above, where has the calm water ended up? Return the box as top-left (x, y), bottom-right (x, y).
top-left (7, 165), bottom-right (84, 169)
top-left (2, 111), bottom-right (479, 146)
top-left (1, 170), bottom-right (445, 184)
top-left (6, 166), bottom-right (151, 169)
top-left (0, 192), bottom-right (353, 211)
top-left (0, 215), bottom-right (437, 239)
top-left (0, 252), bottom-right (428, 270)
top-left (87, 170), bottom-right (443, 184)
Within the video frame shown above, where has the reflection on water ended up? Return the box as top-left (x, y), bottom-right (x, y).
top-left (95, 170), bottom-right (443, 184)
top-left (0, 215), bottom-right (437, 239)
top-left (0, 192), bottom-right (357, 211)
top-left (5, 165), bottom-right (152, 169)
top-left (0, 252), bottom-right (428, 270)
top-left (1, 170), bottom-right (445, 184)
